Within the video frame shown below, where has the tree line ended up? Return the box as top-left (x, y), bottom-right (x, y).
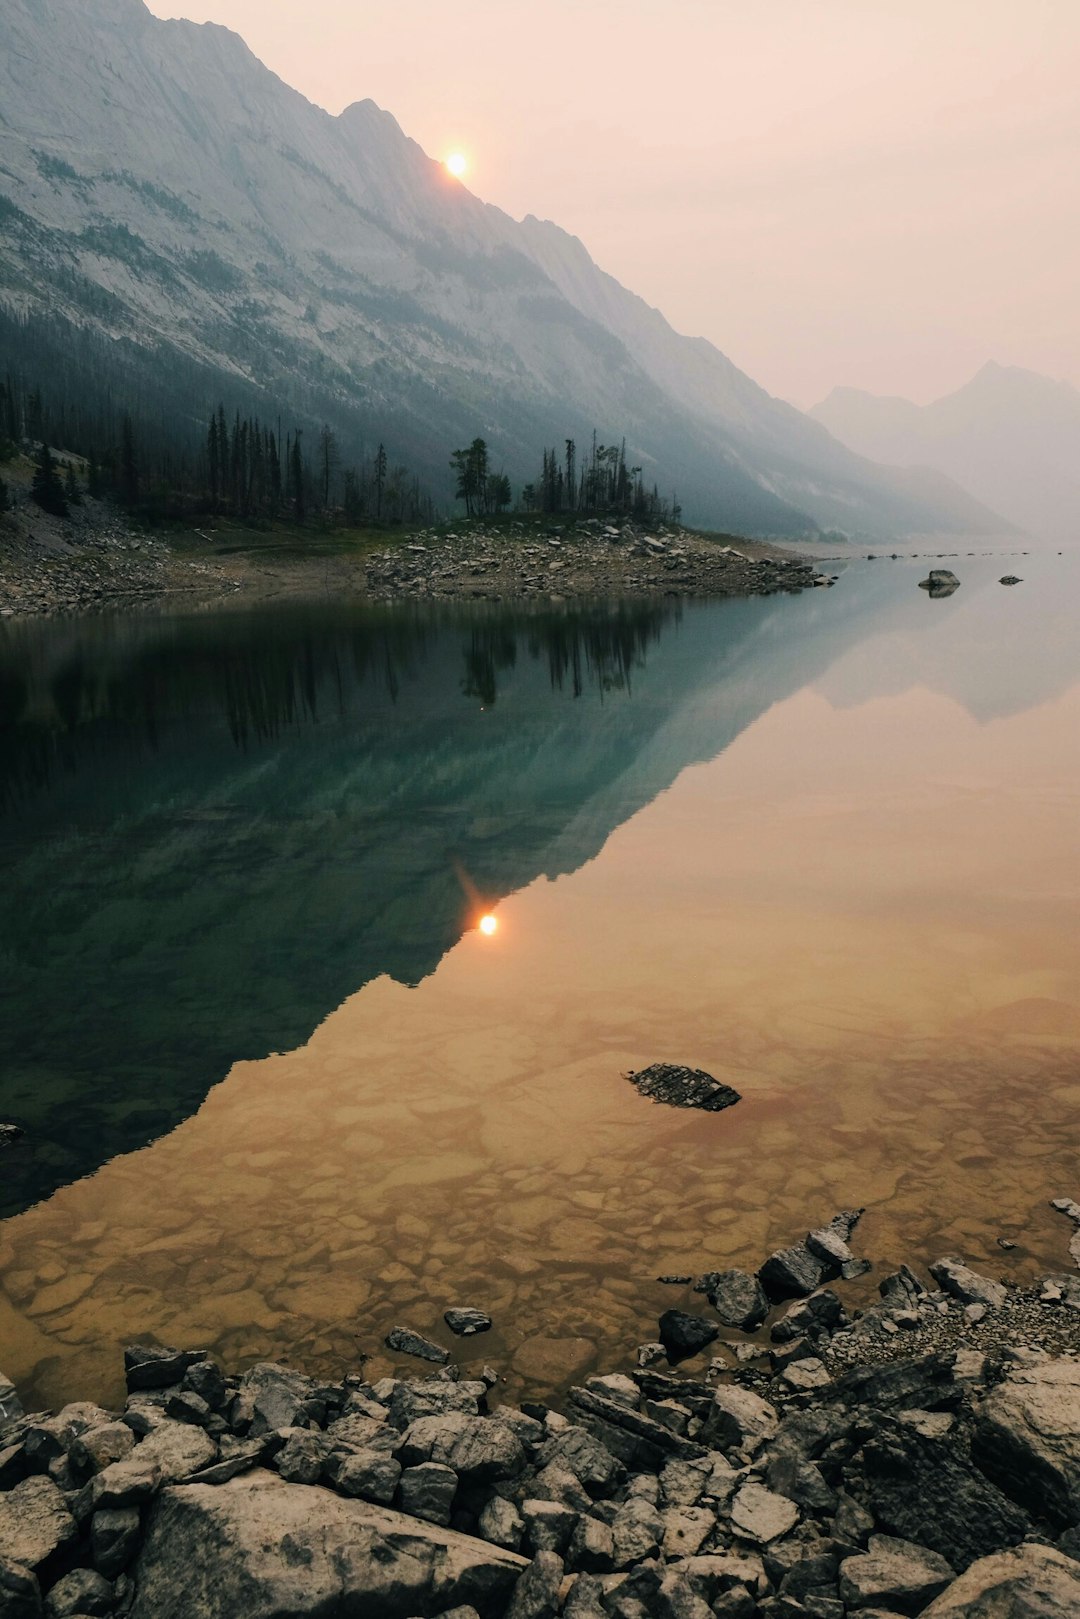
top-left (521, 433), bottom-right (679, 521)
top-left (0, 371), bottom-right (434, 527)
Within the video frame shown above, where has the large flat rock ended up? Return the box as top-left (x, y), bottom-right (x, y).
top-left (973, 1361), bottom-right (1080, 1529)
top-left (131, 1473), bottom-right (528, 1618)
top-left (921, 1544), bottom-right (1080, 1617)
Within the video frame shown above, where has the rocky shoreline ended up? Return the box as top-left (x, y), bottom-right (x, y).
top-left (3, 1206), bottom-right (1080, 1618)
top-left (0, 490), bottom-right (831, 620)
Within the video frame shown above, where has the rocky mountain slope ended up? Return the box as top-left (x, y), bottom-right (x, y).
top-left (0, 0), bottom-right (1007, 539)
top-left (810, 363), bottom-right (1080, 543)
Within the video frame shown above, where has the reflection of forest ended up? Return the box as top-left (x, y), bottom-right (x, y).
top-left (0, 600), bottom-right (673, 804)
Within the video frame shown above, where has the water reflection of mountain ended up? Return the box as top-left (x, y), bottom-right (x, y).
top-left (2, 559), bottom-right (1074, 1219)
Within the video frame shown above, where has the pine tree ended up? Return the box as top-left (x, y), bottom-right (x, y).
top-left (374, 442), bottom-right (387, 519)
top-left (0, 474), bottom-right (9, 515)
top-left (291, 432), bottom-right (305, 523)
top-left (64, 461), bottom-right (82, 505)
top-left (120, 413), bottom-right (138, 504)
top-left (30, 442), bottom-right (68, 516)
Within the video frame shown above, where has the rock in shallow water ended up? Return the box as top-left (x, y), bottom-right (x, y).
top-left (384, 1327), bottom-right (450, 1365)
top-left (658, 1311), bottom-right (719, 1363)
top-left (444, 1308), bottom-right (492, 1337)
top-left (624, 1064), bottom-right (740, 1113)
top-left (694, 1269), bottom-right (769, 1332)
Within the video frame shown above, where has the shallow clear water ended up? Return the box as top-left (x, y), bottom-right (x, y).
top-left (2, 552), bottom-right (1079, 1410)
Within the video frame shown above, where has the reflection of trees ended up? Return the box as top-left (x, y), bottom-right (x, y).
top-left (0, 599), bottom-right (679, 805)
top-left (460, 602), bottom-right (675, 705)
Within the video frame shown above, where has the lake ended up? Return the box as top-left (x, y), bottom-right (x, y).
top-left (2, 549), bottom-right (1079, 1411)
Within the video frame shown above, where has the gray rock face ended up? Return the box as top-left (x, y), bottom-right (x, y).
top-left (0, 1477), bottom-right (77, 1572)
top-left (771, 1289), bottom-right (846, 1343)
top-left (839, 1534), bottom-right (955, 1614)
top-left (920, 1544), bottom-right (1080, 1617)
top-left (326, 1449), bottom-right (401, 1504)
top-left (973, 1360), bottom-right (1080, 1528)
top-left (611, 1497), bottom-right (663, 1568)
top-left (397, 1462), bottom-right (458, 1526)
top-left (694, 1271), bottom-right (769, 1332)
top-left (929, 1258), bottom-right (1007, 1309)
top-left (534, 1428), bottom-right (623, 1497)
top-left (134, 1419), bottom-right (216, 1484)
top-left (385, 1328), bottom-right (451, 1366)
top-left (232, 1363), bottom-right (322, 1435)
top-left (860, 1418), bottom-right (1030, 1571)
top-left (625, 1064), bottom-right (741, 1113)
top-left (477, 1496), bottom-right (524, 1552)
top-left (130, 1473), bottom-right (528, 1618)
top-left (505, 1549), bottom-right (563, 1619)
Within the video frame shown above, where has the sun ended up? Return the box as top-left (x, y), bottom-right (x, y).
top-left (478, 913), bottom-right (497, 936)
top-left (445, 152), bottom-right (468, 179)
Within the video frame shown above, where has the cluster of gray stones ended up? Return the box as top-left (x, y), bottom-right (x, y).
top-left (0, 500), bottom-right (174, 619)
top-left (361, 521), bottom-right (833, 603)
top-left (3, 1209), bottom-right (1080, 1618)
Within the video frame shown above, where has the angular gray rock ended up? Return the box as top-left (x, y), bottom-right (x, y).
top-left (134, 1419), bottom-right (216, 1484)
top-left (703, 1386), bottom-right (779, 1456)
top-left (658, 1311), bottom-right (719, 1363)
top-left (521, 1500), bottom-right (576, 1556)
top-left (397, 1462), bottom-right (458, 1525)
top-left (973, 1359), bottom-right (1080, 1528)
top-left (534, 1428), bottom-right (623, 1497)
top-left (568, 1513), bottom-right (615, 1572)
top-left (504, 1549), bottom-right (563, 1619)
top-left (920, 1544), bottom-right (1080, 1617)
top-left (477, 1496), bottom-right (524, 1552)
top-left (385, 1327), bottom-right (451, 1365)
top-left (124, 1344), bottom-right (207, 1393)
top-left (694, 1271), bottom-right (769, 1332)
top-left (130, 1474), bottom-right (527, 1618)
top-left (919, 570), bottom-right (961, 597)
top-left (232, 1363), bottom-right (322, 1435)
top-left (325, 1449), bottom-right (401, 1504)
top-left (771, 1289), bottom-right (846, 1343)
top-left (839, 1534), bottom-right (955, 1614)
top-left (928, 1258), bottom-right (1007, 1308)
top-left (396, 1415), bottom-right (526, 1487)
top-left (0, 1477), bottom-right (77, 1571)
top-left (625, 1064), bottom-right (741, 1113)
top-left (612, 1496), bottom-right (664, 1567)
top-left (728, 1482), bottom-right (799, 1544)
top-left (91, 1506), bottom-right (141, 1577)
top-left (0, 1377), bottom-right (24, 1425)
top-left (43, 1568), bottom-right (113, 1617)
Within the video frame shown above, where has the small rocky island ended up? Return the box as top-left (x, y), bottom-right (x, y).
top-left (2, 1205), bottom-right (1080, 1618)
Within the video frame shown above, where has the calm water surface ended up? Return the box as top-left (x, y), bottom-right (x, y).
top-left (1, 552), bottom-right (1079, 1409)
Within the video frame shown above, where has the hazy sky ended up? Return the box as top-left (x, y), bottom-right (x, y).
top-left (146, 0), bottom-right (1080, 408)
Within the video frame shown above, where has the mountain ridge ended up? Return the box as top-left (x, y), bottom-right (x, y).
top-left (811, 362), bottom-right (1080, 542)
top-left (0, 0), bottom-right (1009, 538)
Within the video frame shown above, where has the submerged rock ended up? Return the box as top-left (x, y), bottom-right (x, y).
top-left (444, 1308), bottom-right (493, 1337)
top-left (384, 1327), bottom-right (451, 1365)
top-left (624, 1064), bottom-right (740, 1113)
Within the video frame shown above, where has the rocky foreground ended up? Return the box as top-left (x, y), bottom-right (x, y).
top-left (3, 1219), bottom-right (1080, 1619)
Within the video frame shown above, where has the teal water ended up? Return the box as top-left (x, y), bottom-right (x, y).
top-left (2, 553), bottom-right (1080, 1408)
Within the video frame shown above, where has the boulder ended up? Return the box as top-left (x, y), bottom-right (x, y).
top-left (533, 1428), bottom-right (623, 1496)
top-left (134, 1419), bottom-right (216, 1484)
top-left (0, 1378), bottom-right (24, 1425)
top-left (703, 1387), bottom-right (779, 1456)
top-left (839, 1535), bottom-right (955, 1614)
top-left (612, 1497), bottom-right (663, 1568)
top-left (928, 1259), bottom-right (1006, 1309)
top-left (477, 1497), bottom-right (524, 1552)
top-left (918, 570), bottom-right (960, 597)
top-left (0, 1477), bottom-right (77, 1572)
top-left (505, 1550), bottom-right (563, 1619)
top-left (398, 1462), bottom-right (457, 1526)
top-left (325, 1449), bottom-right (401, 1504)
top-left (658, 1312), bottom-right (719, 1363)
top-left (759, 1243), bottom-right (831, 1302)
top-left (694, 1271), bottom-right (769, 1332)
top-left (130, 1474), bottom-right (528, 1618)
top-left (921, 1544), bottom-right (1080, 1617)
top-left (232, 1363), bottom-right (322, 1435)
top-left (973, 1360), bottom-right (1080, 1528)
top-left (625, 1065), bottom-right (740, 1113)
top-left (859, 1417), bottom-right (1031, 1569)
top-left (396, 1415), bottom-right (525, 1487)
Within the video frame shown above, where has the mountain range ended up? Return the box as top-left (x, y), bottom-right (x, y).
top-left (811, 363), bottom-right (1080, 544)
top-left (0, 0), bottom-right (1011, 539)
